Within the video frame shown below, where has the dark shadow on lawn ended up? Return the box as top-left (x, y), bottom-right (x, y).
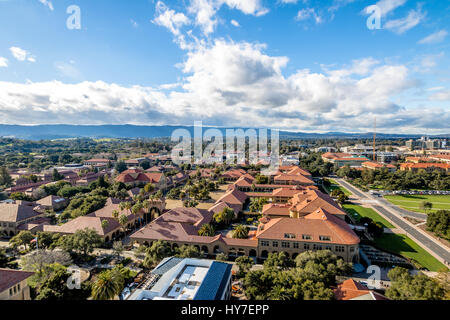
top-left (374, 233), bottom-right (417, 254)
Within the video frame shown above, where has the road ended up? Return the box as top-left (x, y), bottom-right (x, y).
top-left (334, 178), bottom-right (450, 264)
top-left (335, 178), bottom-right (427, 220)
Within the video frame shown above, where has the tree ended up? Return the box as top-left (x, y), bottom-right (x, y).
top-left (112, 241), bottom-right (124, 258)
top-left (143, 240), bottom-right (173, 268)
top-left (140, 160), bottom-right (151, 170)
top-left (52, 169), bottom-right (64, 182)
top-left (115, 161), bottom-right (127, 173)
top-left (118, 214), bottom-right (129, 233)
top-left (235, 256), bottom-right (254, 277)
top-left (386, 267), bottom-right (446, 300)
top-left (264, 252), bottom-right (295, 270)
top-left (419, 201), bottom-right (433, 214)
top-left (337, 193), bottom-right (349, 204)
top-left (0, 167), bottom-right (13, 187)
top-left (198, 224), bottom-right (215, 237)
top-left (59, 228), bottom-right (103, 257)
top-left (232, 225), bottom-right (249, 239)
top-left (216, 253), bottom-right (228, 262)
top-left (426, 210), bottom-right (449, 240)
top-left (20, 250), bottom-right (72, 273)
top-left (9, 231), bottom-right (35, 250)
top-left (175, 245), bottom-right (201, 258)
top-left (0, 248), bottom-right (9, 267)
top-left (144, 183), bottom-right (155, 194)
top-left (91, 268), bottom-right (124, 300)
top-left (29, 263), bottom-right (91, 301)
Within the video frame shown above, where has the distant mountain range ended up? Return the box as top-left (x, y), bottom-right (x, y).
top-left (0, 124), bottom-right (448, 140)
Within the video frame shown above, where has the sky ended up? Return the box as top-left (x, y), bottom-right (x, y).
top-left (0, 0), bottom-right (449, 134)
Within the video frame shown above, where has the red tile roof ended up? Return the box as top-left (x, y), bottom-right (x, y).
top-left (334, 279), bottom-right (388, 300)
top-left (256, 208), bottom-right (359, 245)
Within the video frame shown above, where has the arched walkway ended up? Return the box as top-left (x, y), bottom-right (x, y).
top-left (249, 249), bottom-right (257, 257)
top-left (261, 250), bottom-right (268, 258)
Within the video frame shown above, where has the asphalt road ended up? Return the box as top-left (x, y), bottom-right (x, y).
top-left (372, 205), bottom-right (450, 263)
top-left (376, 197), bottom-right (427, 220)
top-left (335, 178), bottom-right (427, 220)
top-left (334, 178), bottom-right (450, 264)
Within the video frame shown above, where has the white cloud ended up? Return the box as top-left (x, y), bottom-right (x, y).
top-left (1, 39), bottom-right (446, 133)
top-left (54, 61), bottom-right (82, 80)
top-left (418, 30), bottom-right (448, 45)
top-left (429, 88), bottom-right (450, 101)
top-left (38, 0), bottom-right (54, 11)
top-left (385, 5), bottom-right (426, 34)
top-left (296, 8), bottom-right (323, 24)
top-left (280, 0), bottom-right (298, 3)
top-left (0, 57), bottom-right (8, 68)
top-left (230, 19), bottom-right (240, 27)
top-left (371, 0), bottom-right (407, 17)
top-left (187, 0), bottom-right (268, 35)
top-left (9, 47), bottom-right (36, 62)
top-left (153, 1), bottom-right (190, 36)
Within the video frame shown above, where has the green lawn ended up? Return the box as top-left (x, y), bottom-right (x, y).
top-left (373, 233), bottom-right (447, 272)
top-left (325, 179), bottom-right (352, 196)
top-left (343, 204), bottom-right (395, 229)
top-left (384, 195), bottom-right (450, 214)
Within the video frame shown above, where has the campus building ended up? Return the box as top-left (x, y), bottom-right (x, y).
top-left (127, 257), bottom-right (232, 300)
top-left (0, 269), bottom-right (34, 300)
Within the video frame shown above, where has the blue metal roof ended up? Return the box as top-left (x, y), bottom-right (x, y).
top-left (194, 262), bottom-right (232, 300)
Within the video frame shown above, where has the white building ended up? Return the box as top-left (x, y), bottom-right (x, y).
top-left (127, 257), bottom-right (232, 301)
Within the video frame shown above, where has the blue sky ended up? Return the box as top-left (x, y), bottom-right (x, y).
top-left (0, 0), bottom-right (449, 133)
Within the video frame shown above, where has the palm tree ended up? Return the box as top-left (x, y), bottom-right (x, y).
top-left (91, 270), bottom-right (122, 300)
top-left (142, 200), bottom-right (150, 224)
top-left (198, 224), bottom-right (215, 237)
top-left (232, 225), bottom-right (249, 239)
top-left (118, 214), bottom-right (129, 235)
top-left (112, 210), bottom-right (119, 219)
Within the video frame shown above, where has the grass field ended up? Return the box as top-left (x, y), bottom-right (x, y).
top-left (343, 204), bottom-right (395, 229)
top-left (325, 179), bottom-right (352, 196)
top-left (373, 233), bottom-right (447, 272)
top-left (384, 195), bottom-right (450, 214)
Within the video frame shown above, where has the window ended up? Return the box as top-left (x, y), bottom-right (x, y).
top-left (335, 246), bottom-right (345, 252)
top-left (9, 288), bottom-right (13, 296)
top-left (284, 233), bottom-right (296, 239)
top-left (325, 246), bottom-right (332, 250)
top-left (304, 243), bottom-right (310, 250)
top-left (261, 240), bottom-right (269, 247)
top-left (293, 242), bottom-right (299, 249)
top-left (302, 234), bottom-right (312, 240)
top-left (281, 242), bottom-right (290, 248)
top-left (319, 235), bottom-right (331, 241)
top-left (350, 246), bottom-right (355, 253)
top-left (272, 241), bottom-right (278, 247)
top-left (17, 284), bottom-right (20, 291)
top-left (313, 244), bottom-right (322, 250)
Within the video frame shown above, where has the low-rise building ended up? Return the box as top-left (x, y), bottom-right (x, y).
top-left (333, 279), bottom-right (388, 300)
top-left (0, 269), bottom-right (34, 300)
top-left (399, 163), bottom-right (450, 173)
top-left (127, 257), bottom-right (232, 300)
top-left (0, 202), bottom-right (45, 237)
top-left (362, 161), bottom-right (396, 172)
top-left (322, 153), bottom-right (369, 168)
